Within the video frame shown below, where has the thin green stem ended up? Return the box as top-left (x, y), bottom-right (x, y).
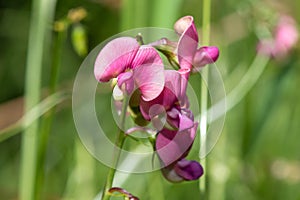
top-left (0, 92), bottom-right (68, 142)
top-left (19, 0), bottom-right (56, 199)
top-left (200, 0), bottom-right (211, 198)
top-left (35, 28), bottom-right (65, 199)
top-left (102, 97), bottom-right (129, 200)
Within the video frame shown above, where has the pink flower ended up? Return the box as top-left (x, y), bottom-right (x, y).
top-left (156, 124), bottom-right (204, 182)
top-left (94, 37), bottom-right (165, 101)
top-left (174, 16), bottom-right (219, 70)
top-left (257, 15), bottom-right (299, 58)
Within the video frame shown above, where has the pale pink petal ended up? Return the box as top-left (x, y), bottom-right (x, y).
top-left (174, 16), bottom-right (199, 69)
top-left (94, 37), bottom-right (139, 82)
top-left (134, 63), bottom-right (165, 101)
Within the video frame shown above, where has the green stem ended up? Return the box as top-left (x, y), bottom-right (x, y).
top-left (102, 97), bottom-right (129, 200)
top-left (19, 0), bottom-right (56, 199)
top-left (200, 0), bottom-right (211, 198)
top-left (35, 27), bottom-right (65, 199)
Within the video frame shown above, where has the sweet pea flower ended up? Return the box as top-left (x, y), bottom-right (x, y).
top-left (257, 15), bottom-right (299, 58)
top-left (174, 16), bottom-right (219, 70)
top-left (94, 37), bottom-right (165, 101)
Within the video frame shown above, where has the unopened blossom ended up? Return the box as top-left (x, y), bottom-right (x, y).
top-left (257, 15), bottom-right (299, 58)
top-left (94, 37), bottom-right (165, 101)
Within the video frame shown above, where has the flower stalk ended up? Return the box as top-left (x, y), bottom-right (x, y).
top-left (102, 96), bottom-right (129, 200)
top-left (200, 0), bottom-right (212, 197)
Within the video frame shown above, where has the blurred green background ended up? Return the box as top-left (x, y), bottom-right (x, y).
top-left (0, 0), bottom-right (300, 199)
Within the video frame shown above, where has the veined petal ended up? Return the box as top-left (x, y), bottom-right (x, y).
top-left (174, 159), bottom-right (203, 180)
top-left (174, 16), bottom-right (199, 69)
top-left (94, 37), bottom-right (139, 82)
top-left (131, 45), bottom-right (163, 68)
top-left (134, 63), bottom-right (165, 101)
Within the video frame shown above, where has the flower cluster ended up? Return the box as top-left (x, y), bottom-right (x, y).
top-left (94, 16), bottom-right (219, 182)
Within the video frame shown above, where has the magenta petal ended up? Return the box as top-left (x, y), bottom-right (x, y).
top-left (117, 71), bottom-right (134, 95)
top-left (193, 46), bottom-right (219, 69)
top-left (94, 37), bottom-right (139, 82)
top-left (156, 123), bottom-right (198, 166)
top-left (133, 63), bottom-right (164, 101)
top-left (174, 16), bottom-right (199, 69)
top-left (164, 70), bottom-right (182, 101)
top-left (174, 159), bottom-right (203, 180)
top-left (166, 107), bottom-right (180, 129)
top-left (131, 45), bottom-right (163, 68)
top-left (178, 113), bottom-right (194, 132)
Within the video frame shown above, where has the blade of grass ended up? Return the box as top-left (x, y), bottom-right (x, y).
top-left (0, 92), bottom-right (69, 142)
top-left (35, 26), bottom-right (66, 199)
top-left (120, 0), bottom-right (135, 30)
top-left (19, 0), bottom-right (57, 199)
top-left (151, 0), bottom-right (183, 27)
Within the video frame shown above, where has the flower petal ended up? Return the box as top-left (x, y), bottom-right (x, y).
top-left (161, 165), bottom-right (185, 183)
top-left (117, 71), bottom-right (134, 95)
top-left (174, 16), bottom-right (199, 69)
top-left (94, 37), bottom-right (139, 82)
top-left (131, 45), bottom-right (163, 68)
top-left (174, 159), bottom-right (204, 180)
top-left (139, 70), bottom-right (181, 120)
top-left (134, 63), bottom-right (165, 101)
top-left (155, 123), bottom-right (198, 166)
top-left (193, 46), bottom-right (219, 69)
top-left (178, 112), bottom-right (194, 131)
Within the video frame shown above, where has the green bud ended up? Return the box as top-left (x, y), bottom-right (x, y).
top-left (71, 23), bottom-right (88, 57)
